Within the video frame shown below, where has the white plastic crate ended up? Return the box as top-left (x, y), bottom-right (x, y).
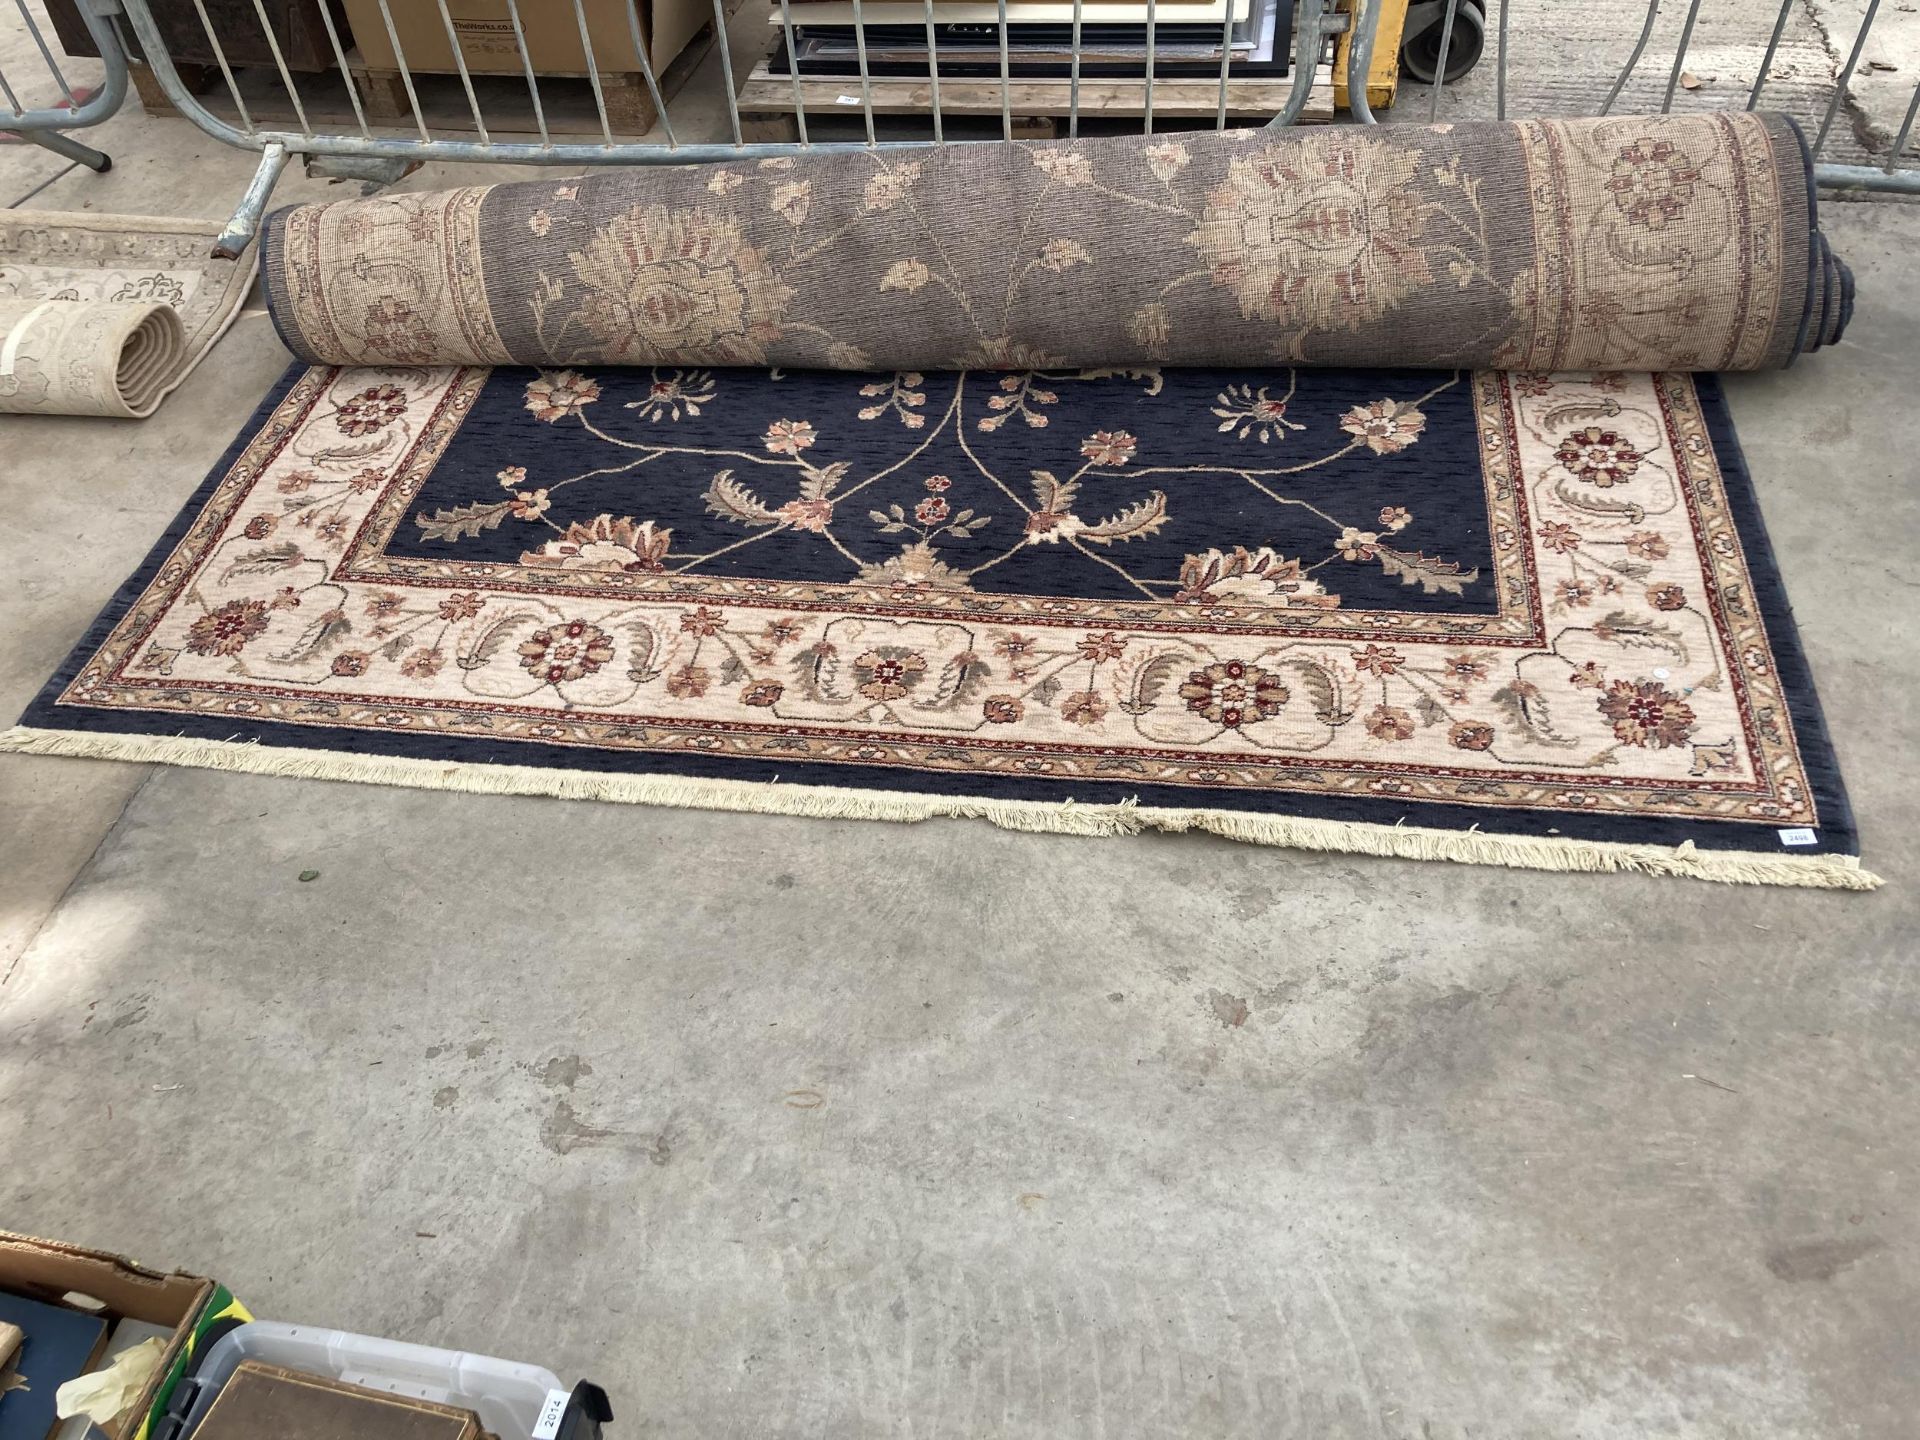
top-left (167, 1320), bottom-right (592, 1440)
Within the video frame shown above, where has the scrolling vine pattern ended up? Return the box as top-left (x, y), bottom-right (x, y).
top-left (411, 366), bottom-right (1475, 613)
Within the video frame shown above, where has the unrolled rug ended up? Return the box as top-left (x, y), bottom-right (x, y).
top-left (0, 211), bottom-right (257, 418)
top-left (1, 360), bottom-right (1873, 888)
top-left (262, 112), bottom-right (1848, 375)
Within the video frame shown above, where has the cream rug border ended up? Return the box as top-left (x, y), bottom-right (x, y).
top-left (0, 725), bottom-right (1880, 891)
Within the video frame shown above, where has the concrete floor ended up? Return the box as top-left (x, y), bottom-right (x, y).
top-left (3, 5), bottom-right (1919, 1437)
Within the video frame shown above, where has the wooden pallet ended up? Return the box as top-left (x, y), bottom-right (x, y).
top-left (131, 25), bottom-right (712, 139)
top-left (736, 63), bottom-right (1335, 140)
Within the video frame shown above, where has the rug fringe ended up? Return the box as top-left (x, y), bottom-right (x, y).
top-left (0, 725), bottom-right (1882, 891)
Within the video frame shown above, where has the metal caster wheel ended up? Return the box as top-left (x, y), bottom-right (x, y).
top-left (1400, 0), bottom-right (1487, 86)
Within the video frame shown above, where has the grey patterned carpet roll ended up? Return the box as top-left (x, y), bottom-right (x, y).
top-left (264, 111), bottom-right (1848, 374)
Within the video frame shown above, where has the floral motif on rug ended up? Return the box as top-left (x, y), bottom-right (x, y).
top-left (11, 361), bottom-right (1863, 880)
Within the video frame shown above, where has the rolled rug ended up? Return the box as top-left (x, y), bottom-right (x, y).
top-left (264, 111), bottom-right (1847, 374)
top-left (0, 210), bottom-right (259, 419)
top-left (0, 298), bottom-right (189, 419)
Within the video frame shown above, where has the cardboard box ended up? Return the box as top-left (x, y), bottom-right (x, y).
top-left (342, 0), bottom-right (704, 77)
top-left (193, 1362), bottom-right (496, 1440)
top-left (0, 1230), bottom-right (247, 1440)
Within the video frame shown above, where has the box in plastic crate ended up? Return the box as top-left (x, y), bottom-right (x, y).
top-left (157, 1320), bottom-right (609, 1440)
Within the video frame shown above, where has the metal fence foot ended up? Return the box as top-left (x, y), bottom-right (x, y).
top-left (305, 154), bottom-right (416, 189)
top-left (17, 128), bottom-right (112, 172)
top-left (212, 142), bottom-right (290, 260)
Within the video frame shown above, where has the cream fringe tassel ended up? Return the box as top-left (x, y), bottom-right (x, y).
top-left (0, 724), bottom-right (1882, 890)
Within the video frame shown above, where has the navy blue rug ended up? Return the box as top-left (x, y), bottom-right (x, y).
top-left (4, 361), bottom-right (1873, 888)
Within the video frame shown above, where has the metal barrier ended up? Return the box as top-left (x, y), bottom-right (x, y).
top-left (1, 0), bottom-right (126, 172)
top-left (5, 0), bottom-right (1917, 257)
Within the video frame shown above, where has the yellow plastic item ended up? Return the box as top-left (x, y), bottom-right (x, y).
top-left (1333, 0), bottom-right (1410, 112)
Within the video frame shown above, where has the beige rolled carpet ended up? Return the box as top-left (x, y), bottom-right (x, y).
top-left (0, 298), bottom-right (187, 418)
top-left (262, 111), bottom-right (1848, 374)
top-left (0, 211), bottom-right (257, 418)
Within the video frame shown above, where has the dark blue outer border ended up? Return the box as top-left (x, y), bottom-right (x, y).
top-left (16, 366), bottom-right (1860, 860)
